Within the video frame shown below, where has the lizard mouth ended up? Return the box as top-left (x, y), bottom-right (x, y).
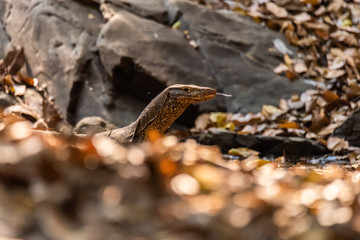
top-left (195, 89), bottom-right (217, 102)
top-left (203, 92), bottom-right (217, 101)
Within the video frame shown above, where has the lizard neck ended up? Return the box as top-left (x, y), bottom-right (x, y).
top-left (132, 92), bottom-right (190, 142)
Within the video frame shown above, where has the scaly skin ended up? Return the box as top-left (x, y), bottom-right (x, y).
top-left (100, 84), bottom-right (217, 143)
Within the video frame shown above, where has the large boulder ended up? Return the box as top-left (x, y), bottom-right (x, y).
top-left (0, 0), bottom-right (311, 128)
top-left (167, 1), bottom-right (310, 113)
top-left (333, 109), bottom-right (360, 147)
top-left (102, 0), bottom-right (169, 23)
top-left (96, 9), bottom-right (223, 113)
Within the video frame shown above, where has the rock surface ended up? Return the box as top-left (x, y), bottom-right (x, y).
top-left (333, 109), bottom-right (360, 147)
top-left (0, 0), bottom-right (311, 127)
top-left (196, 128), bottom-right (329, 157)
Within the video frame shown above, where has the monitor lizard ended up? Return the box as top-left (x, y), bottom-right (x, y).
top-left (34, 84), bottom-right (217, 144)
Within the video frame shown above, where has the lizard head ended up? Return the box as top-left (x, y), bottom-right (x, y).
top-left (167, 84), bottom-right (217, 104)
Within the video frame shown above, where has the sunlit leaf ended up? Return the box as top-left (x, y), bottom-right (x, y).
top-left (327, 137), bottom-right (349, 151)
top-left (262, 105), bottom-right (283, 120)
top-left (265, 2), bottom-right (288, 18)
top-left (278, 122), bottom-right (300, 129)
top-left (172, 20), bottom-right (181, 30)
top-left (228, 147), bottom-right (259, 158)
top-left (209, 112), bottom-right (227, 127)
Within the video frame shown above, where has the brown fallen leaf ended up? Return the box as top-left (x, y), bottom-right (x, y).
top-left (195, 113), bottom-right (210, 130)
top-left (3, 46), bottom-right (26, 75)
top-left (209, 112), bottom-right (228, 128)
top-left (228, 147), bottom-right (259, 158)
top-left (324, 69), bottom-right (346, 79)
top-left (330, 30), bottom-right (359, 47)
top-left (327, 136), bottom-right (349, 152)
top-left (262, 128), bottom-right (284, 137)
top-left (239, 124), bottom-right (267, 134)
top-left (262, 105), bottom-right (283, 120)
top-left (303, 22), bottom-right (330, 31)
top-left (238, 124), bottom-right (258, 134)
top-left (17, 72), bottom-right (37, 87)
top-left (309, 108), bottom-right (330, 133)
top-left (317, 123), bottom-right (343, 137)
top-left (285, 70), bottom-right (298, 80)
top-left (294, 61), bottom-right (308, 73)
top-left (231, 112), bottom-right (263, 126)
top-left (327, 0), bottom-right (343, 13)
top-left (328, 56), bottom-right (346, 70)
top-left (300, 0), bottom-right (321, 5)
top-left (279, 98), bottom-right (289, 112)
top-left (265, 2), bottom-right (288, 18)
top-left (274, 63), bottom-right (290, 74)
top-left (293, 12), bottom-right (312, 23)
top-left (3, 74), bottom-right (15, 94)
top-left (322, 91), bottom-right (340, 103)
top-left (278, 122), bottom-right (300, 129)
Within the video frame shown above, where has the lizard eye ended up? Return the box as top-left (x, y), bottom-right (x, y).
top-left (183, 88), bottom-right (189, 92)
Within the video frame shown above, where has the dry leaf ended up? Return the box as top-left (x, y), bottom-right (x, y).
top-left (274, 63), bottom-right (290, 73)
top-left (300, 0), bottom-right (321, 5)
top-left (327, 136), bottom-right (349, 151)
top-left (231, 113), bottom-right (263, 125)
top-left (309, 108), bottom-right (330, 133)
top-left (322, 91), bottom-right (339, 103)
top-left (327, 0), bottom-right (344, 13)
top-left (317, 123), bottom-right (343, 136)
top-left (303, 22), bottom-right (330, 31)
top-left (324, 69), bottom-right (345, 79)
top-left (239, 124), bottom-right (258, 134)
top-left (294, 61), bottom-right (308, 73)
top-left (329, 56), bottom-right (346, 70)
top-left (195, 113), bottom-right (210, 130)
top-left (285, 70), bottom-right (298, 80)
top-left (330, 30), bottom-right (359, 46)
top-left (209, 112), bottom-right (228, 127)
top-left (284, 54), bottom-right (292, 66)
top-left (265, 2), bottom-right (288, 18)
top-left (293, 12), bottom-right (312, 23)
top-left (262, 105), bottom-right (283, 119)
top-left (278, 122), bottom-right (300, 129)
top-left (279, 98), bottom-right (289, 111)
top-left (228, 147), bottom-right (259, 158)
top-left (262, 128), bottom-right (284, 136)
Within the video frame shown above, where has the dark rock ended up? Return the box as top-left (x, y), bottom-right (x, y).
top-left (96, 9), bottom-right (224, 119)
top-left (101, 0), bottom-right (168, 23)
top-left (1, 0), bottom-right (142, 127)
top-left (196, 128), bottom-right (329, 157)
top-left (169, 1), bottom-right (310, 113)
top-left (0, 92), bottom-right (16, 109)
top-left (1, 0), bottom-right (312, 129)
top-left (333, 109), bottom-right (360, 147)
top-left (74, 116), bottom-right (117, 134)
top-left (0, 21), bottom-right (11, 59)
top-left (1, 0), bottom-right (104, 121)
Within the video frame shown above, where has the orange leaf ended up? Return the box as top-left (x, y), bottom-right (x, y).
top-left (322, 91), bottom-right (339, 103)
top-left (278, 122), bottom-right (300, 129)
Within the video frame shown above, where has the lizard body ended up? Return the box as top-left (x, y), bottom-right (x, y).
top-left (34, 84), bottom-right (216, 144)
top-left (102, 84), bottom-right (216, 143)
